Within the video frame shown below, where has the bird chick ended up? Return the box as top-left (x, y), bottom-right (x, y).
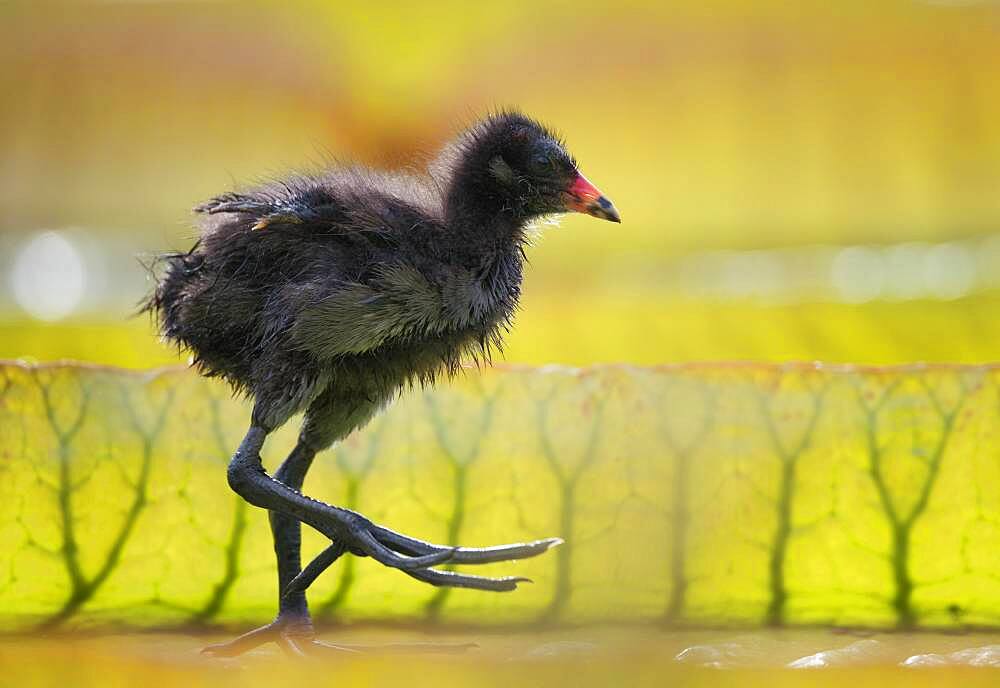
top-left (145, 111), bottom-right (619, 656)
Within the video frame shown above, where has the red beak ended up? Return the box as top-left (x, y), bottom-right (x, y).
top-left (563, 172), bottom-right (621, 223)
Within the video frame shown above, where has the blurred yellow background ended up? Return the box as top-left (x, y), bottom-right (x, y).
top-left (2, 0), bottom-right (1000, 366)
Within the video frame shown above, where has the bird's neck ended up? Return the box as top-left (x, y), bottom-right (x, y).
top-left (443, 179), bottom-right (532, 264)
top-left (439, 176), bottom-right (527, 335)
top-left (450, 216), bottom-right (528, 280)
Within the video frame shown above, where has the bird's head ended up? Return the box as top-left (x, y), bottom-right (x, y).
top-left (437, 111), bottom-right (620, 228)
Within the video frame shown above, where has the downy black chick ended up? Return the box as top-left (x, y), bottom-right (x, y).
top-left (146, 111), bottom-right (619, 656)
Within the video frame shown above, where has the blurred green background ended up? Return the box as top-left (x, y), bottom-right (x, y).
top-left (2, 0), bottom-right (1000, 366)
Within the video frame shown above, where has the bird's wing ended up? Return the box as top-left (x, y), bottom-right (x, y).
top-left (195, 174), bottom-right (433, 236)
top-left (195, 191), bottom-right (325, 232)
top-left (289, 263), bottom-right (461, 359)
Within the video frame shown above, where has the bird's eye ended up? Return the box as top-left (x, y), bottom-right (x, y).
top-left (531, 153), bottom-right (553, 170)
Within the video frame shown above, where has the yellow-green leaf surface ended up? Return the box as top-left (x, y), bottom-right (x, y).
top-left (2, 361), bottom-right (999, 631)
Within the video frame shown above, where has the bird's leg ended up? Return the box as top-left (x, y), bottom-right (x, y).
top-left (202, 437), bottom-right (340, 657)
top-left (226, 425), bottom-right (560, 582)
top-left (270, 440), bottom-right (319, 621)
top-left (204, 423), bottom-right (560, 658)
top-left (204, 436), bottom-right (396, 658)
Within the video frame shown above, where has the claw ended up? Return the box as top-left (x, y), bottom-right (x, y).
top-left (371, 525), bottom-right (562, 564)
top-left (405, 567), bottom-right (532, 591)
top-left (448, 537), bottom-right (563, 564)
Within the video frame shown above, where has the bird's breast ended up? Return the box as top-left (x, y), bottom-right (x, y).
top-left (439, 258), bottom-right (521, 334)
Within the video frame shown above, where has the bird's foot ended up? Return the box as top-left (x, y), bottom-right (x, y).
top-left (200, 613), bottom-right (477, 659)
top-left (201, 613), bottom-right (324, 658)
top-left (287, 515), bottom-right (563, 598)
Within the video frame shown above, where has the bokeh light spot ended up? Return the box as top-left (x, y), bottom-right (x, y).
top-left (10, 231), bottom-right (86, 321)
top-left (831, 247), bottom-right (884, 303)
top-left (922, 243), bottom-right (974, 300)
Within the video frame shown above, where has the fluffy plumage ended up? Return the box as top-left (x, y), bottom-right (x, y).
top-left (144, 111), bottom-right (620, 658)
top-left (146, 112), bottom-right (585, 431)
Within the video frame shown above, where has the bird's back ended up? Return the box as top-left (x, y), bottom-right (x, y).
top-left (147, 169), bottom-right (521, 400)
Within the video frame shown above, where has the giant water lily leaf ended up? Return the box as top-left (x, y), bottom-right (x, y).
top-left (1, 361), bottom-right (998, 630)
